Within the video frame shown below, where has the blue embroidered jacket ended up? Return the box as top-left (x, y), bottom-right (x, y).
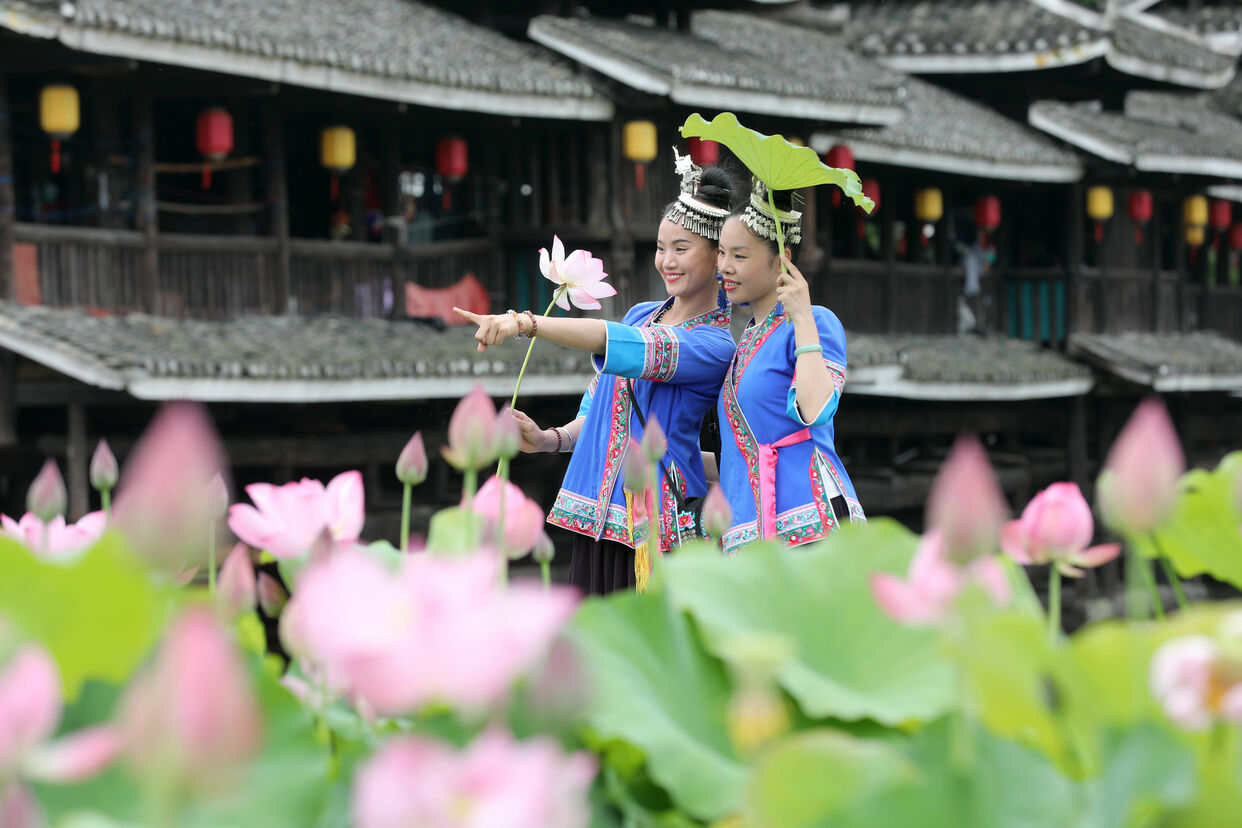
top-left (547, 299), bottom-right (735, 551)
top-left (717, 303), bottom-right (865, 555)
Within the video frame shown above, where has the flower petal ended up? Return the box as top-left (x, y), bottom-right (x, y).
top-left (870, 573), bottom-right (942, 625)
top-left (1069, 543), bottom-right (1122, 570)
top-left (566, 288), bottom-right (602, 311)
top-left (551, 235), bottom-right (565, 265)
top-left (22, 725), bottom-right (122, 783)
top-left (999, 520), bottom-right (1033, 564)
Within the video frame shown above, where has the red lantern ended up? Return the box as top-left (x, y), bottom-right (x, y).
top-left (1210, 199), bottom-right (1232, 231)
top-left (435, 136), bottom-right (469, 210)
top-left (857, 178), bottom-right (880, 240)
top-left (975, 195), bottom-right (1001, 247)
top-left (688, 137), bottom-right (719, 167)
top-left (824, 144), bottom-right (854, 207)
top-left (1230, 223), bottom-right (1242, 250)
top-left (195, 108), bottom-right (234, 190)
top-left (1128, 190), bottom-right (1152, 245)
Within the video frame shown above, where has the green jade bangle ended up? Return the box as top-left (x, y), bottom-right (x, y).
top-left (793, 343), bottom-right (823, 357)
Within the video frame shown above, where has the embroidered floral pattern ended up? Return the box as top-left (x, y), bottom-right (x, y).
top-left (639, 326), bottom-right (680, 382)
top-left (824, 358), bottom-right (847, 396)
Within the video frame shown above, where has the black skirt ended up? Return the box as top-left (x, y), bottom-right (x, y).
top-left (568, 533), bottom-right (636, 596)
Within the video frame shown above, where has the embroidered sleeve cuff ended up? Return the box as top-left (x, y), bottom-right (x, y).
top-left (594, 321), bottom-right (680, 381)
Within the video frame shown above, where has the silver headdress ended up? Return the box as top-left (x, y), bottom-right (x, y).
top-left (663, 147), bottom-right (730, 241)
top-left (740, 177), bottom-right (802, 246)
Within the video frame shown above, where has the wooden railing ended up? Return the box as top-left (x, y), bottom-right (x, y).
top-left (13, 223), bottom-right (500, 319)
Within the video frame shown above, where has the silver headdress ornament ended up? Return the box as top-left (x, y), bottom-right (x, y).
top-left (740, 177), bottom-right (802, 246)
top-left (663, 147), bottom-right (730, 241)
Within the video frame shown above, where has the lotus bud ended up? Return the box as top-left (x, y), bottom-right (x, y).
top-left (441, 384), bottom-right (497, 471)
top-left (257, 572), bottom-right (289, 617)
top-left (216, 544), bottom-right (256, 619)
top-left (492, 407), bottom-right (521, 462)
top-left (640, 417), bottom-right (667, 465)
top-left (395, 432), bottom-right (428, 486)
top-left (89, 440), bottom-right (118, 493)
top-left (206, 473), bottom-right (229, 521)
top-left (701, 483), bottom-right (732, 538)
top-left (471, 476), bottom-right (544, 558)
top-left (120, 608), bottom-right (263, 791)
top-left (1098, 398), bottom-right (1186, 533)
top-left (26, 460), bottom-right (67, 523)
top-left (926, 435), bottom-right (1008, 563)
top-left (726, 685), bottom-right (790, 756)
top-left (622, 439), bottom-right (650, 496)
top-left (532, 531), bottom-right (555, 565)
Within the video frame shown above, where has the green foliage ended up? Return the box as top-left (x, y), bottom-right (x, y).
top-left (425, 506), bottom-right (480, 555)
top-left (679, 112), bottom-right (872, 211)
top-left (0, 532), bottom-right (167, 699)
top-left (1145, 452), bottom-right (1242, 588)
top-left (662, 521), bottom-right (956, 724)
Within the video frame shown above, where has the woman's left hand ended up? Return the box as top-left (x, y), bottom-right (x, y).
top-left (775, 255), bottom-right (813, 322)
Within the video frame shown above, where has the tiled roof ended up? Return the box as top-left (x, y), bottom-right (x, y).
top-left (527, 12), bottom-right (906, 124)
top-left (1029, 93), bottom-right (1242, 178)
top-left (847, 334), bottom-right (1093, 400)
top-left (1149, 2), bottom-right (1242, 53)
top-left (1070, 331), bottom-right (1242, 391)
top-left (1107, 13), bottom-right (1237, 88)
top-left (814, 73), bottom-right (1082, 181)
top-left (0, 0), bottom-right (611, 120)
top-left (0, 301), bottom-right (595, 402)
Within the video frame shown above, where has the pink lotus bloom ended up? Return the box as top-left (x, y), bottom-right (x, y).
top-left (0, 511), bottom-right (106, 561)
top-left (622, 438), bottom-right (651, 495)
top-left (871, 529), bottom-right (1011, 626)
top-left (283, 551), bottom-right (578, 716)
top-left (471, 476), bottom-right (546, 558)
top-left (1001, 482), bottom-right (1122, 577)
top-left (0, 642), bottom-right (122, 793)
top-left (540, 235), bottom-right (615, 311)
top-left (228, 471), bottom-right (365, 559)
top-left (640, 417), bottom-right (667, 465)
top-left (26, 460), bottom-right (67, 522)
top-left (492, 406), bottom-right (521, 462)
top-left (926, 435), bottom-right (1009, 561)
top-left (441, 384), bottom-right (497, 471)
top-left (701, 483), bottom-right (732, 539)
top-left (352, 728), bottom-right (596, 828)
top-left (1099, 398), bottom-right (1186, 533)
top-left (216, 544), bottom-right (257, 618)
top-left (395, 432), bottom-right (428, 486)
top-left (1150, 635), bottom-right (1222, 731)
top-left (206, 472), bottom-right (230, 522)
top-left (113, 402), bottom-right (226, 573)
top-left (120, 608), bottom-right (263, 790)
top-left (89, 439), bottom-right (118, 493)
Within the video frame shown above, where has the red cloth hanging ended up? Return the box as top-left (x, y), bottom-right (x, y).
top-left (404, 272), bottom-right (489, 324)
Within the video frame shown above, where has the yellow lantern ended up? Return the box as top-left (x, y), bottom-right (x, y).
top-left (914, 188), bottom-right (943, 223)
top-left (787, 137), bottom-right (805, 147)
top-left (320, 126), bottom-right (356, 200)
top-left (39, 84), bottom-right (79, 174)
top-left (1186, 224), bottom-right (1205, 247)
top-left (1086, 186), bottom-right (1114, 221)
top-left (1183, 195), bottom-right (1208, 229)
top-left (624, 120), bottom-right (657, 190)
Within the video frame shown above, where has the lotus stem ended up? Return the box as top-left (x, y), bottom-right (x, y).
top-left (1047, 567), bottom-right (1061, 643)
top-left (400, 480), bottom-right (412, 553)
top-left (540, 559), bottom-right (551, 591)
top-left (1150, 533), bottom-right (1189, 611)
top-left (207, 522), bottom-right (216, 595)
top-left (509, 289), bottom-right (565, 412)
top-left (101, 488), bottom-right (111, 515)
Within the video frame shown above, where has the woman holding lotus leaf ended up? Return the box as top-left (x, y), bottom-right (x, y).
top-left (455, 151), bottom-right (737, 594)
top-left (681, 113), bottom-right (871, 554)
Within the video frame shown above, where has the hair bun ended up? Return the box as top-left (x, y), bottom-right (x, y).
top-left (696, 166), bottom-right (735, 211)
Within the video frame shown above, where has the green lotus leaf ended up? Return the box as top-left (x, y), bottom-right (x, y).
top-left (1141, 454), bottom-right (1242, 589)
top-left (679, 112), bottom-right (873, 212)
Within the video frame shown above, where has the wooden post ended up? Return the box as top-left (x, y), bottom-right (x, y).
top-left (66, 403), bottom-right (88, 519)
top-left (0, 72), bottom-right (14, 302)
top-left (586, 126), bottom-right (608, 231)
top-left (1068, 395), bottom-right (1087, 491)
top-left (800, 186), bottom-right (822, 277)
top-left (1172, 191), bottom-right (1188, 331)
top-left (0, 351), bottom-right (15, 446)
top-left (882, 195), bottom-right (897, 333)
top-left (134, 96), bottom-right (159, 314)
top-left (1066, 183), bottom-right (1084, 337)
top-left (264, 113), bottom-right (291, 313)
top-left (92, 79), bottom-right (124, 230)
top-left (1150, 198), bottom-right (1162, 331)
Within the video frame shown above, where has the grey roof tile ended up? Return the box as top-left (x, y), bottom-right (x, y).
top-left (850, 333), bottom-right (1092, 384)
top-left (1070, 331), bottom-right (1242, 389)
top-left (1109, 14), bottom-right (1236, 82)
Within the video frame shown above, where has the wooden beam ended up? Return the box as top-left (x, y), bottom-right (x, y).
top-left (134, 95), bottom-right (159, 314)
top-left (262, 112), bottom-right (291, 313)
top-left (66, 403), bottom-right (88, 519)
top-left (0, 72), bottom-right (14, 302)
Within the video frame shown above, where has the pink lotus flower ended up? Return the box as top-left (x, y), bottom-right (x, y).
top-left (0, 640), bottom-right (122, 791)
top-left (282, 551), bottom-right (578, 715)
top-left (113, 402), bottom-right (226, 573)
top-left (441, 385), bottom-right (498, 471)
top-left (471, 476), bottom-right (546, 558)
top-left (26, 460), bottom-right (67, 523)
top-left (701, 483), bottom-right (732, 539)
top-left (493, 406), bottom-right (521, 462)
top-left (870, 529), bottom-right (1011, 626)
top-left (926, 435), bottom-right (1009, 562)
top-left (228, 471), bottom-right (365, 559)
top-left (395, 432), bottom-right (428, 486)
top-left (622, 438), bottom-right (651, 495)
top-left (640, 417), bottom-right (667, 465)
top-left (216, 544), bottom-right (256, 619)
top-left (1001, 482), bottom-right (1122, 577)
top-left (352, 728), bottom-right (596, 828)
top-left (1099, 398), bottom-right (1186, 533)
top-left (532, 531), bottom-right (555, 565)
top-left (120, 608), bottom-right (263, 790)
top-left (0, 511), bottom-right (106, 561)
top-left (206, 472), bottom-right (230, 522)
top-left (539, 235), bottom-right (615, 312)
top-left (89, 440), bottom-right (118, 493)
top-left (1150, 635), bottom-right (1227, 731)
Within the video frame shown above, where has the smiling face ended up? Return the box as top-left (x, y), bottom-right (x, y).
top-left (716, 217), bottom-right (780, 307)
top-left (654, 219), bottom-right (719, 304)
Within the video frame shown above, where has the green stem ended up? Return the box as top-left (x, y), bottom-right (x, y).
top-left (1151, 533), bottom-right (1189, 611)
top-left (207, 522), bottom-right (216, 595)
top-left (463, 468), bottom-right (479, 548)
top-left (101, 487), bottom-right (111, 515)
top-left (496, 456), bottom-right (510, 586)
top-left (400, 481), bottom-right (412, 553)
top-left (508, 290), bottom-right (564, 411)
top-left (1048, 566), bottom-right (1061, 643)
top-left (1134, 550), bottom-right (1165, 620)
top-left (540, 559), bottom-right (551, 591)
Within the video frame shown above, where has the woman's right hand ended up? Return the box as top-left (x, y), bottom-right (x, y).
top-left (452, 307), bottom-right (521, 352)
top-left (512, 408), bottom-right (556, 453)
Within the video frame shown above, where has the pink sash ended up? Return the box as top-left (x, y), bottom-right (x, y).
top-left (757, 428), bottom-right (811, 539)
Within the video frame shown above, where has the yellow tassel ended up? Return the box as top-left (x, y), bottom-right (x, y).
top-left (627, 489), bottom-right (650, 593)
